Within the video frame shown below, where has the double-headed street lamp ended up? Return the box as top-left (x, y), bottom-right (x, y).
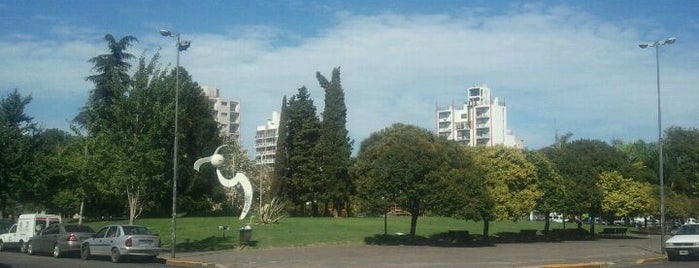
top-left (639, 37), bottom-right (675, 254)
top-left (160, 28), bottom-right (191, 258)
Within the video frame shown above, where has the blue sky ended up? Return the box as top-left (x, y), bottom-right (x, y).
top-left (1, 0), bottom-right (698, 155)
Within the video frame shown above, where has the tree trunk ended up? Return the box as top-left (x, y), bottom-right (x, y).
top-left (78, 200), bottom-right (84, 225)
top-left (544, 212), bottom-right (551, 232)
top-left (483, 219), bottom-right (490, 241)
top-left (409, 211), bottom-right (419, 244)
top-left (127, 187), bottom-right (141, 225)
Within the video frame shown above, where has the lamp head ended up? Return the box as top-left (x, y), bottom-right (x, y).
top-left (159, 29), bottom-right (172, 37)
top-left (665, 37), bottom-right (676, 44)
top-left (639, 43), bottom-right (649, 49)
top-left (178, 41), bottom-right (191, 51)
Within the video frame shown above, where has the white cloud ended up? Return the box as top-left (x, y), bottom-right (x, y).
top-left (2, 4), bottom-right (697, 155)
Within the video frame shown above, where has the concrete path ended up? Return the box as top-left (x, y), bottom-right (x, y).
top-left (165, 234), bottom-right (665, 268)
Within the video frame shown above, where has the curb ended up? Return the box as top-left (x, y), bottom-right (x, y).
top-left (540, 262), bottom-right (608, 268)
top-left (635, 256), bottom-right (667, 265)
top-left (165, 258), bottom-right (217, 268)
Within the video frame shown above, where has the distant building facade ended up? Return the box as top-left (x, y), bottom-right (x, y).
top-left (436, 85), bottom-right (523, 148)
top-left (254, 111), bottom-right (280, 166)
top-left (202, 86), bottom-right (241, 141)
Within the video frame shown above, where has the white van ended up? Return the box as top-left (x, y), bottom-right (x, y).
top-left (0, 213), bottom-right (61, 252)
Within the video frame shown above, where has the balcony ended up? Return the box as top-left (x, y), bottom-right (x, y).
top-left (455, 122), bottom-right (468, 130)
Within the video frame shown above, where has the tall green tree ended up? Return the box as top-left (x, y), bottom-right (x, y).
top-left (469, 146), bottom-right (541, 238)
top-left (355, 123), bottom-right (450, 243)
top-left (611, 139), bottom-right (656, 184)
top-left (78, 34), bottom-right (138, 133)
top-left (271, 96), bottom-right (290, 199)
top-left (316, 67), bottom-right (353, 214)
top-left (284, 87), bottom-right (322, 216)
top-left (148, 61), bottom-right (222, 217)
top-left (0, 89), bottom-right (38, 216)
top-left (542, 138), bottom-right (628, 233)
top-left (430, 145), bottom-right (491, 228)
top-left (526, 150), bottom-right (566, 232)
top-left (664, 126), bottom-right (699, 197)
top-left (597, 171), bottom-right (652, 221)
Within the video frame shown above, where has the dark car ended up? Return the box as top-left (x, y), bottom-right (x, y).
top-left (27, 223), bottom-right (95, 258)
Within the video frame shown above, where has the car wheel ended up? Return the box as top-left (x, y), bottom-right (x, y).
top-left (0, 240), bottom-right (5, 251)
top-left (52, 243), bottom-right (62, 258)
top-left (20, 240), bottom-right (27, 253)
top-left (80, 244), bottom-right (91, 260)
top-left (27, 243), bottom-right (34, 255)
top-left (110, 247), bottom-right (121, 263)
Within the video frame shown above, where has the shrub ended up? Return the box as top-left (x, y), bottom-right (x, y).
top-left (258, 197), bottom-right (286, 224)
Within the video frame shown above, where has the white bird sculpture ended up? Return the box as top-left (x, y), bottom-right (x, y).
top-left (193, 145), bottom-right (253, 220)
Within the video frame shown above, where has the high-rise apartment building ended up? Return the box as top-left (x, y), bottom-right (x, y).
top-left (436, 85), bottom-right (523, 148)
top-left (202, 86), bottom-right (241, 141)
top-left (254, 111), bottom-right (280, 165)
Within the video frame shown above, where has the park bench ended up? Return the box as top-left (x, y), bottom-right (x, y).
top-left (599, 227), bottom-right (627, 237)
top-left (447, 230), bottom-right (471, 243)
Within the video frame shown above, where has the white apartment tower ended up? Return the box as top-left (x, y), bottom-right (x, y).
top-left (436, 85), bottom-right (523, 148)
top-left (254, 111), bottom-right (280, 165)
top-left (202, 86), bottom-right (241, 141)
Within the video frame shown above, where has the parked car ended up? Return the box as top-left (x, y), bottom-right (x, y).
top-left (665, 223), bottom-right (699, 261)
top-left (80, 225), bottom-right (161, 262)
top-left (27, 223), bottom-right (95, 257)
top-left (0, 214), bottom-right (61, 252)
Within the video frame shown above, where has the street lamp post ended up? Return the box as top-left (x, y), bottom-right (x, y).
top-left (639, 37), bottom-right (676, 254)
top-left (160, 28), bottom-right (191, 258)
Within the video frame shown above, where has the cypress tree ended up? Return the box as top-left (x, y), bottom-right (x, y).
top-left (317, 67), bottom-right (353, 215)
top-left (271, 95), bottom-right (290, 198)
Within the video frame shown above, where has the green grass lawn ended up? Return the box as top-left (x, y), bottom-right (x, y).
top-left (83, 216), bottom-right (607, 252)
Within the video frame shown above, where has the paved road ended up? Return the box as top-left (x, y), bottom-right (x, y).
top-left (0, 251), bottom-right (165, 268)
top-left (167, 234), bottom-right (675, 267)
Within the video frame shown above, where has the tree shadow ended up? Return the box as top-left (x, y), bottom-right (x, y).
top-left (364, 228), bottom-right (605, 248)
top-left (363, 233), bottom-right (494, 247)
top-left (177, 236), bottom-right (256, 252)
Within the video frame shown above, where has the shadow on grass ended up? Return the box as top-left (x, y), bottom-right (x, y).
top-left (364, 233), bottom-right (494, 247)
top-left (176, 236), bottom-right (258, 252)
top-left (364, 228), bottom-right (608, 248)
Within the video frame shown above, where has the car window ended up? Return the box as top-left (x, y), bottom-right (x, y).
top-left (106, 226), bottom-right (118, 237)
top-left (8, 225), bottom-right (16, 233)
top-left (678, 225), bottom-right (699, 235)
top-left (44, 226), bottom-right (59, 235)
top-left (65, 225), bottom-right (94, 233)
top-left (94, 226), bottom-right (109, 238)
top-left (122, 226), bottom-right (152, 235)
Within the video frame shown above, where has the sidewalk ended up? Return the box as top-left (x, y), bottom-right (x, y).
top-left (164, 234), bottom-right (666, 268)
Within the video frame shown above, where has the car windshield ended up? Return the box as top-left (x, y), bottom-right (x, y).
top-left (65, 225), bottom-right (95, 233)
top-left (122, 226), bottom-right (152, 235)
top-left (678, 225), bottom-right (699, 235)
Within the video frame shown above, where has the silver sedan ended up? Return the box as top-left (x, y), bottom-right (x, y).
top-left (27, 224), bottom-right (95, 257)
top-left (80, 225), bottom-right (161, 263)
